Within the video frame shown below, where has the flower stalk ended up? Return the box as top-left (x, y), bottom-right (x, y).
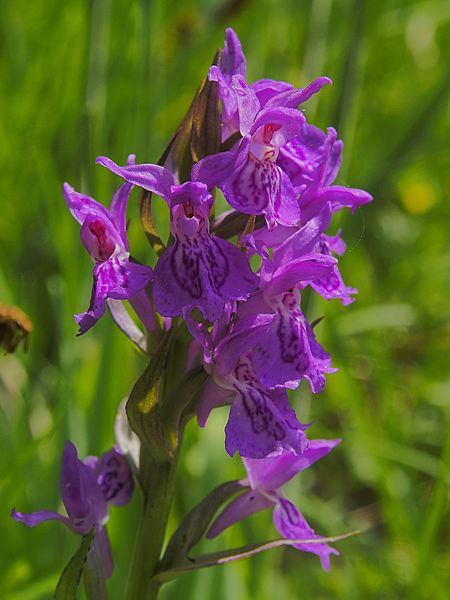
top-left (125, 453), bottom-right (180, 600)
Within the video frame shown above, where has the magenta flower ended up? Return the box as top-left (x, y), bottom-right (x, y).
top-left (278, 124), bottom-right (372, 222)
top-left (12, 442), bottom-right (134, 578)
top-left (63, 156), bottom-right (153, 335)
top-left (208, 439), bottom-right (341, 571)
top-left (193, 75), bottom-right (331, 229)
top-left (95, 157), bottom-right (259, 321)
top-left (252, 204), bottom-right (358, 306)
top-left (202, 354), bottom-right (309, 459)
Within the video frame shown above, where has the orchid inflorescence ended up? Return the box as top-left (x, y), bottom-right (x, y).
top-left (12, 28), bottom-right (372, 599)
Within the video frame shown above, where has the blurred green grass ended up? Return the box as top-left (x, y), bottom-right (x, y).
top-left (0, 0), bottom-right (449, 598)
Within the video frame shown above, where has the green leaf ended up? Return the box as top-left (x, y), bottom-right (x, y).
top-left (126, 330), bottom-right (173, 462)
top-left (154, 531), bottom-right (360, 583)
top-left (53, 529), bottom-right (95, 599)
top-left (160, 480), bottom-right (244, 570)
top-left (160, 365), bottom-right (208, 452)
top-left (190, 49), bottom-right (221, 163)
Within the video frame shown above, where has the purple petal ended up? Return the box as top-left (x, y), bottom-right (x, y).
top-left (128, 289), bottom-right (157, 332)
top-left (96, 156), bottom-right (174, 200)
top-left (109, 182), bottom-right (132, 250)
top-left (80, 214), bottom-right (122, 262)
top-left (169, 181), bottom-right (213, 214)
top-left (249, 107), bottom-right (304, 146)
top-left (220, 28), bottom-right (246, 78)
top-left (252, 307), bottom-right (335, 393)
top-left (222, 154), bottom-right (301, 228)
top-left (270, 205), bottom-right (332, 269)
top-left (192, 137), bottom-right (250, 189)
top-left (75, 255), bottom-right (153, 335)
top-left (63, 183), bottom-right (111, 226)
top-left (94, 448), bottom-right (134, 507)
top-left (244, 439), bottom-right (341, 492)
top-left (197, 377), bottom-right (234, 427)
top-left (61, 442), bottom-right (107, 533)
top-left (232, 75), bottom-right (260, 136)
top-left (251, 79), bottom-right (293, 107)
top-left (207, 490), bottom-right (274, 539)
top-left (266, 253), bottom-right (337, 297)
top-left (275, 168), bottom-right (302, 227)
top-left (60, 441), bottom-right (91, 521)
top-left (318, 186), bottom-right (373, 213)
top-left (324, 231), bottom-right (346, 256)
top-left (213, 314), bottom-right (273, 378)
top-left (311, 265), bottom-right (357, 306)
top-left (11, 508), bottom-right (75, 531)
top-left (273, 498), bottom-right (339, 571)
top-left (152, 233), bottom-right (257, 322)
top-left (225, 384), bottom-right (308, 459)
top-left (209, 28), bottom-right (247, 140)
top-left (266, 76), bottom-right (332, 109)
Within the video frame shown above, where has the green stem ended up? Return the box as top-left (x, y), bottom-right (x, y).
top-left (83, 537), bottom-right (109, 600)
top-left (125, 455), bottom-right (179, 600)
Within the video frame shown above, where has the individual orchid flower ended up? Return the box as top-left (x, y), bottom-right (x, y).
top-left (252, 203), bottom-right (358, 305)
top-left (209, 28), bottom-right (302, 140)
top-left (63, 155), bottom-right (154, 335)
top-left (208, 439), bottom-right (341, 571)
top-left (95, 157), bottom-right (259, 322)
top-left (198, 353), bottom-right (309, 459)
top-left (193, 74), bottom-right (332, 229)
top-left (12, 442), bottom-right (134, 578)
top-left (278, 124), bottom-right (372, 222)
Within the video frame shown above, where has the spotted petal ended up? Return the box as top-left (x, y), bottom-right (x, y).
top-left (252, 308), bottom-right (335, 393)
top-left (225, 384), bottom-right (308, 458)
top-left (273, 498), bottom-right (339, 571)
top-left (152, 234), bottom-right (257, 322)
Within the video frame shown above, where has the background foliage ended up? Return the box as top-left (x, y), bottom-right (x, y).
top-left (1, 0), bottom-right (449, 598)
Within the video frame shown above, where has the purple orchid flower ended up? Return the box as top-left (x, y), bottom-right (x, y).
top-left (95, 157), bottom-right (259, 322)
top-left (252, 203), bottom-right (357, 305)
top-left (209, 28), bottom-right (302, 140)
top-left (208, 439), bottom-right (341, 571)
top-left (193, 74), bottom-right (332, 229)
top-left (278, 124), bottom-right (372, 222)
top-left (206, 354), bottom-right (309, 459)
top-left (12, 441), bottom-right (134, 578)
top-left (63, 155), bottom-right (154, 335)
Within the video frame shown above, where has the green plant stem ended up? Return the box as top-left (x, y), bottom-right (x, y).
top-left (125, 454), bottom-right (179, 600)
top-left (83, 537), bottom-right (109, 600)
